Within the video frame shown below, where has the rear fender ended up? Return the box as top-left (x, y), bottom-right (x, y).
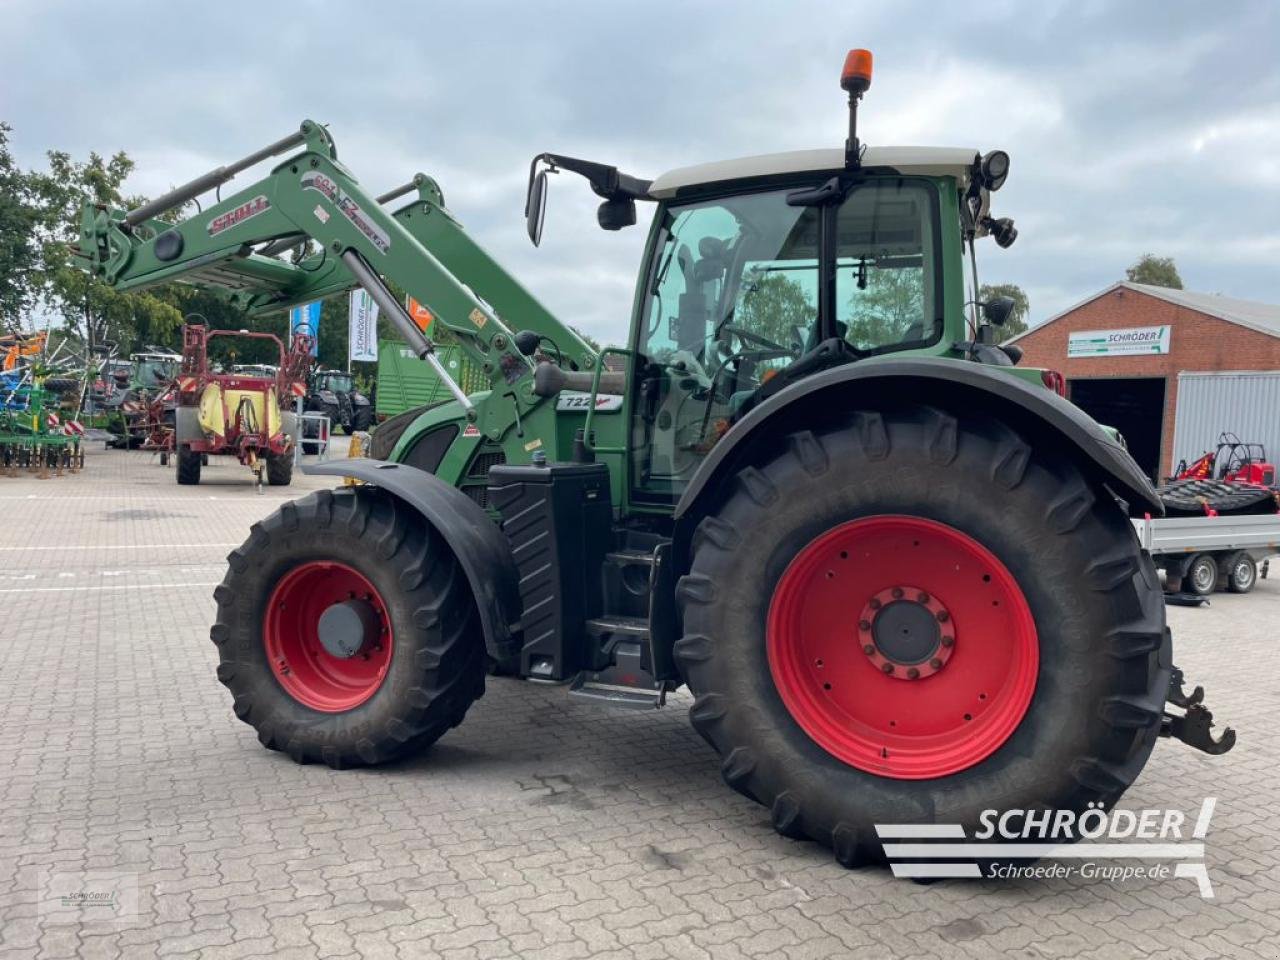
top-left (303, 458), bottom-right (522, 660)
top-left (673, 357), bottom-right (1162, 550)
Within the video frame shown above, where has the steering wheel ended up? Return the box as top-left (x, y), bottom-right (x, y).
top-left (719, 323), bottom-right (790, 354)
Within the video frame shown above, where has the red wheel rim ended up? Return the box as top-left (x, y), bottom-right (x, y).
top-left (264, 562), bottom-right (394, 712)
top-left (767, 516), bottom-right (1038, 779)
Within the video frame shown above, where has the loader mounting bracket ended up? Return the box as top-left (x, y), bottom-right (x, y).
top-left (1161, 666), bottom-right (1236, 755)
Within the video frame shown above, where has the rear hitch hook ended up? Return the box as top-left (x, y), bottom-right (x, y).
top-left (1161, 666), bottom-right (1236, 755)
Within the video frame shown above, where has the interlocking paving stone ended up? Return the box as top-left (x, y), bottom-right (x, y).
top-left (0, 443), bottom-right (1276, 958)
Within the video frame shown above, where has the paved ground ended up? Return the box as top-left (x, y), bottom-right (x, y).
top-left (1, 442), bottom-right (1278, 960)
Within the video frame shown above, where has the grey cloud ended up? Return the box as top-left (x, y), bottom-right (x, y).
top-left (2, 0), bottom-right (1274, 342)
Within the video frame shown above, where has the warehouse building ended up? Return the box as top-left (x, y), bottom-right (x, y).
top-left (1008, 282), bottom-right (1280, 482)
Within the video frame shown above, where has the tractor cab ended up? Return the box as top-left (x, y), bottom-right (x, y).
top-left (528, 52), bottom-right (1027, 505)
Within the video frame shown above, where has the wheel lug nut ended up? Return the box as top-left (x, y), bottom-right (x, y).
top-left (917, 592), bottom-right (929, 603)
top-left (859, 619), bottom-right (871, 631)
top-left (881, 663), bottom-right (894, 675)
top-left (863, 644), bottom-right (875, 655)
top-left (906, 667), bottom-right (919, 679)
top-left (936, 610), bottom-right (949, 623)
top-left (891, 587), bottom-right (904, 599)
top-left (869, 598), bottom-right (881, 610)
top-left (941, 636), bottom-right (954, 647)
top-left (930, 658), bottom-right (942, 670)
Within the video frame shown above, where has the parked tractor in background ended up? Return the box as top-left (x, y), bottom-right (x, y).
top-left (1159, 432), bottom-right (1279, 516)
top-left (164, 324), bottom-right (312, 487)
top-left (305, 368), bottom-right (372, 435)
top-left (73, 50), bottom-right (1233, 866)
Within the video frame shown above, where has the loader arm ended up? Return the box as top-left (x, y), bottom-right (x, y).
top-left (73, 119), bottom-right (600, 438)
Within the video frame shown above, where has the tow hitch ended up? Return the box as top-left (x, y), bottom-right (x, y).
top-left (1162, 666), bottom-right (1236, 755)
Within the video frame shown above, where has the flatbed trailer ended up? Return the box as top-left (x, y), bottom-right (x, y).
top-left (1133, 513), bottom-right (1280, 596)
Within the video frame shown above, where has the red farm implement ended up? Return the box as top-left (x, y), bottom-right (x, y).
top-left (167, 324), bottom-right (313, 488)
top-left (1159, 433), bottom-right (1280, 517)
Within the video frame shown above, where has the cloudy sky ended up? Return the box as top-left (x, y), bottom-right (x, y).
top-left (2, 0), bottom-right (1276, 343)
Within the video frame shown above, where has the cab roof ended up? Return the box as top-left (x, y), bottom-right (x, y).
top-left (649, 146), bottom-right (979, 199)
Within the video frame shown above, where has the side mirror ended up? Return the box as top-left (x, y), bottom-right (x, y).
top-left (526, 170), bottom-right (548, 246)
top-left (982, 295), bottom-right (1016, 327)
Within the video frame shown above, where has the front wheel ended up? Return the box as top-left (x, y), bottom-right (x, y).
top-left (1187, 554), bottom-right (1219, 596)
top-left (675, 405), bottom-right (1168, 865)
top-left (210, 488), bottom-right (486, 767)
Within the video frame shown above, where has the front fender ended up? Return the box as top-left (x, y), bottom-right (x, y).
top-left (303, 458), bottom-right (522, 660)
top-left (674, 357), bottom-right (1162, 528)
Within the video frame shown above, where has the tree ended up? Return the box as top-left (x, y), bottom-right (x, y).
top-left (26, 147), bottom-right (186, 354)
top-left (0, 123), bottom-right (42, 330)
top-left (979, 282), bottom-right (1031, 338)
top-left (845, 266), bottom-right (923, 348)
top-left (736, 269), bottom-right (815, 349)
top-left (1126, 254), bottom-right (1183, 290)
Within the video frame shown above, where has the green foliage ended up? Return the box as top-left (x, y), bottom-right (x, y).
top-left (845, 267), bottom-right (923, 348)
top-left (1125, 254), bottom-right (1183, 290)
top-left (0, 123), bottom-right (42, 329)
top-left (978, 282), bottom-right (1031, 338)
top-left (25, 144), bottom-right (187, 352)
top-left (737, 269), bottom-right (815, 348)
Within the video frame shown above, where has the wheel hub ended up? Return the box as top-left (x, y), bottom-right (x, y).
top-left (317, 599), bottom-right (379, 659)
top-left (766, 515), bottom-right (1038, 779)
top-left (263, 562), bottom-right (394, 712)
top-left (861, 587), bottom-right (953, 679)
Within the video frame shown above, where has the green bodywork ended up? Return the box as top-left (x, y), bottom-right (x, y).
top-left (73, 119), bottom-right (1046, 516)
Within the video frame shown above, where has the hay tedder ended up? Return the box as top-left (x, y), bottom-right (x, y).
top-left (1, 331), bottom-right (85, 476)
top-left (74, 50), bottom-right (1234, 864)
top-left (152, 324), bottom-right (312, 487)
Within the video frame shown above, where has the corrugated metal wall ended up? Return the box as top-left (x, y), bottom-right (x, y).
top-left (1172, 372), bottom-right (1280, 471)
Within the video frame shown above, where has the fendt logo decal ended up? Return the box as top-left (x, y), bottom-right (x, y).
top-left (207, 195), bottom-right (270, 237)
top-left (300, 171), bottom-right (391, 254)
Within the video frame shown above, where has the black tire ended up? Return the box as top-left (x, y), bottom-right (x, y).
top-left (1187, 553), bottom-right (1218, 596)
top-left (265, 454), bottom-right (293, 486)
top-left (352, 405), bottom-right (373, 433)
top-left (210, 487), bottom-right (486, 767)
top-left (675, 404), bottom-right (1168, 866)
top-left (1226, 552), bottom-right (1257, 594)
top-left (176, 445), bottom-right (201, 485)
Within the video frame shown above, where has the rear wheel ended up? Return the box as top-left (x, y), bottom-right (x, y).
top-left (1226, 552), bottom-right (1257, 594)
top-left (210, 488), bottom-right (485, 767)
top-left (265, 453), bottom-right (293, 486)
top-left (176, 445), bottom-right (201, 485)
top-left (1187, 554), bottom-right (1218, 596)
top-left (352, 405), bottom-right (373, 433)
top-left (676, 405), bottom-right (1168, 865)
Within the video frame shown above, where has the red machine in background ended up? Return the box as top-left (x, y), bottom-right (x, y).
top-left (1159, 433), bottom-right (1279, 517)
top-left (159, 324), bottom-right (313, 487)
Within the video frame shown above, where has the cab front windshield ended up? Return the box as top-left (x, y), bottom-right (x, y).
top-left (631, 178), bottom-right (939, 502)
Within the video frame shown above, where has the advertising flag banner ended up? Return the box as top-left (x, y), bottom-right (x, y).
top-left (289, 301), bottom-right (321, 356)
top-left (349, 290), bottom-right (379, 363)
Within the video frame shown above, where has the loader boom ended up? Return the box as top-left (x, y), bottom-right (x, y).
top-left (74, 120), bottom-right (599, 436)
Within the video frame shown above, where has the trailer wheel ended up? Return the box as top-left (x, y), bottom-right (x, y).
top-left (1226, 552), bottom-right (1257, 594)
top-left (176, 445), bottom-right (201, 485)
top-left (1187, 553), bottom-right (1218, 596)
top-left (265, 454), bottom-right (293, 486)
top-left (211, 487), bottom-right (485, 767)
top-left (675, 405), bottom-right (1168, 866)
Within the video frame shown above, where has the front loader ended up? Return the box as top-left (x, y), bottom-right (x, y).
top-left (74, 49), bottom-right (1233, 866)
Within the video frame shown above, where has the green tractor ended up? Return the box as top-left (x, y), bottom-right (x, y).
top-left (74, 50), bottom-right (1231, 865)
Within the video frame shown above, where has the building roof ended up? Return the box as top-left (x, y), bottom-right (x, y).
top-left (649, 146), bottom-right (978, 198)
top-left (1007, 281), bottom-right (1280, 344)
